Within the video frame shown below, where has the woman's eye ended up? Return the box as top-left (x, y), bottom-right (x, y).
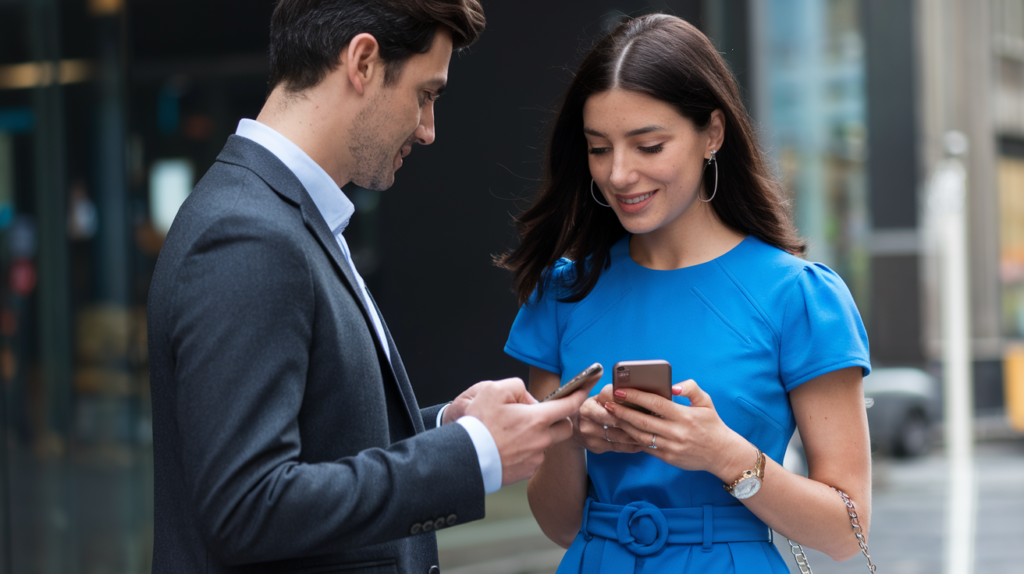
top-left (638, 144), bottom-right (664, 154)
top-left (588, 147), bottom-right (610, 155)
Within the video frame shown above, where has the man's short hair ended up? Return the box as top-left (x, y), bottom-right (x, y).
top-left (268, 0), bottom-right (485, 93)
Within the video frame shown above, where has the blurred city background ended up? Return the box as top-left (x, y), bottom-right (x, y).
top-left (0, 0), bottom-right (1022, 572)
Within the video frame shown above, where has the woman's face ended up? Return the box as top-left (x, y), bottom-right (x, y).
top-left (582, 89), bottom-right (722, 235)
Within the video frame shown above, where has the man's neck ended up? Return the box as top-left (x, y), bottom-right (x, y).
top-left (256, 85), bottom-right (354, 188)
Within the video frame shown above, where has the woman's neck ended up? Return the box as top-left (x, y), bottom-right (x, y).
top-left (628, 201), bottom-right (746, 270)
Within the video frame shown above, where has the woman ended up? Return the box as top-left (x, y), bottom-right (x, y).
top-left (499, 14), bottom-right (872, 573)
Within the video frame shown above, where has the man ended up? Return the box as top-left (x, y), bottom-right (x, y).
top-left (147, 1), bottom-right (594, 572)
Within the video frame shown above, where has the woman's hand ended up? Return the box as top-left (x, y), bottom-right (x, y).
top-left (574, 384), bottom-right (644, 454)
top-left (602, 379), bottom-right (753, 481)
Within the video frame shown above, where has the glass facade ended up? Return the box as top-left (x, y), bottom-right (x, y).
top-left (0, 1), bottom-right (289, 571)
top-left (752, 0), bottom-right (870, 306)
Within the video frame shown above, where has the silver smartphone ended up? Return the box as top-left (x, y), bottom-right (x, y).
top-left (542, 363), bottom-right (604, 402)
top-left (612, 360), bottom-right (672, 415)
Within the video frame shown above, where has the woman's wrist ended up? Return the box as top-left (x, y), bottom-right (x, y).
top-left (712, 431), bottom-right (758, 484)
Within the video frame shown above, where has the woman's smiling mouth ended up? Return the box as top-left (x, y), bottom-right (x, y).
top-left (614, 190), bottom-right (657, 213)
top-left (618, 191), bottom-right (655, 205)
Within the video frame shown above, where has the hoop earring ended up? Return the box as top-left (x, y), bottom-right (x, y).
top-left (699, 150), bottom-right (718, 203)
top-left (591, 179), bottom-right (611, 207)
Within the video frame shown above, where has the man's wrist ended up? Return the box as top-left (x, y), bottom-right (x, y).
top-left (436, 403), bottom-right (452, 427)
top-left (455, 415), bottom-right (502, 494)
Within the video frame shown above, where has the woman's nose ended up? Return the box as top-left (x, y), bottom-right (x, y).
top-left (608, 153), bottom-right (639, 189)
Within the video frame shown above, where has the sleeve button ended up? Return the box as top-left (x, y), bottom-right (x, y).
top-left (422, 520), bottom-right (434, 532)
top-left (410, 523), bottom-right (422, 535)
top-left (446, 514), bottom-right (457, 526)
top-left (433, 517), bottom-right (446, 530)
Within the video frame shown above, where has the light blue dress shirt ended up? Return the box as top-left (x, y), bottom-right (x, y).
top-left (235, 119), bottom-right (502, 494)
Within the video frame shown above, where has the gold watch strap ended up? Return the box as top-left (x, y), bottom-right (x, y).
top-left (723, 446), bottom-right (764, 492)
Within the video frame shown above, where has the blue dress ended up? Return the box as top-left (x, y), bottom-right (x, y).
top-left (505, 235), bottom-right (870, 573)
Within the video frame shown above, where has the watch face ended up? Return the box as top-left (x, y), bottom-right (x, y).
top-left (734, 477), bottom-right (762, 499)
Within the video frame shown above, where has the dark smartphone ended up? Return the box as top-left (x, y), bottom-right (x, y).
top-left (542, 363), bottom-right (604, 402)
top-left (612, 360), bottom-right (672, 415)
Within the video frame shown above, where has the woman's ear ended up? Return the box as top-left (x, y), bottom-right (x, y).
top-left (707, 109), bottom-right (726, 156)
top-left (344, 33), bottom-right (382, 96)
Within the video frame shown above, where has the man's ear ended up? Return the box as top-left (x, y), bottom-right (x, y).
top-left (344, 33), bottom-right (382, 96)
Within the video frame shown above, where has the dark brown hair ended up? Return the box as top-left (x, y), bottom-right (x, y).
top-left (498, 14), bottom-right (804, 305)
top-left (268, 0), bottom-right (485, 92)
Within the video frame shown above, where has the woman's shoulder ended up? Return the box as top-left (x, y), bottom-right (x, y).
top-left (720, 236), bottom-right (856, 319)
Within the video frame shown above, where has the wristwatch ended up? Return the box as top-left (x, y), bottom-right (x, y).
top-left (723, 446), bottom-right (765, 500)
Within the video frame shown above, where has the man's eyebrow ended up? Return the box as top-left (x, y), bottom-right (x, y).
top-left (583, 125), bottom-right (666, 138)
top-left (424, 78), bottom-right (447, 95)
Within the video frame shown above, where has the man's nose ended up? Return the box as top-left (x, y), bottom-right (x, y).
top-left (416, 106), bottom-right (436, 145)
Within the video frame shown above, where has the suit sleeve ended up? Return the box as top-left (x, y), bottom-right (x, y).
top-left (167, 217), bottom-right (485, 564)
top-left (421, 403), bottom-right (447, 430)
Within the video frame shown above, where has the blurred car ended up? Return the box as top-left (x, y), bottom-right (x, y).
top-left (863, 367), bottom-right (940, 458)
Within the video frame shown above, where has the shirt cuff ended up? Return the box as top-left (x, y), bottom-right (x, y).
top-left (455, 415), bottom-right (502, 495)
top-left (436, 403), bottom-right (450, 428)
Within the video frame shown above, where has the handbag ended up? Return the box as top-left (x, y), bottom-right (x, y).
top-left (784, 487), bottom-right (877, 573)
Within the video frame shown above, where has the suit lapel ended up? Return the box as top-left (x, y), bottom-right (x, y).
top-left (366, 292), bottom-right (424, 434)
top-left (215, 136), bottom-right (418, 431)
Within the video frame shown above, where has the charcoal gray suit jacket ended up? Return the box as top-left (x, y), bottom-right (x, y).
top-left (147, 135), bottom-right (485, 574)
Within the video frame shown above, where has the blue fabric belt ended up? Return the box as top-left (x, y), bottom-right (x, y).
top-left (558, 498), bottom-right (775, 573)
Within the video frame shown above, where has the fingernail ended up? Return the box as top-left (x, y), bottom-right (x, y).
top-left (613, 389), bottom-right (626, 398)
top-left (604, 402), bottom-right (616, 412)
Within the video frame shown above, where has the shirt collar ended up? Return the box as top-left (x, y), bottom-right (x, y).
top-left (234, 118), bottom-right (354, 235)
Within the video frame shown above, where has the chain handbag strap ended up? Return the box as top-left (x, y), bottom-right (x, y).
top-left (832, 487), bottom-right (877, 572)
top-left (787, 539), bottom-right (813, 574)
top-left (784, 487), bottom-right (877, 573)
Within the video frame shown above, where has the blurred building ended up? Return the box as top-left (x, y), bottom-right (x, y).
top-left (0, 0), bottom-right (1020, 572)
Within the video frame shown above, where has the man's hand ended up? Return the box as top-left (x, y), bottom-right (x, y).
top-left (462, 376), bottom-right (596, 486)
top-left (442, 381), bottom-right (488, 425)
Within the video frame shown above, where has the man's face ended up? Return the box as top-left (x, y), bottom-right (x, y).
top-left (348, 29), bottom-right (453, 191)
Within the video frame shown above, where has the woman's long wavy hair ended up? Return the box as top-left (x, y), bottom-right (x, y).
top-left (498, 14), bottom-right (804, 305)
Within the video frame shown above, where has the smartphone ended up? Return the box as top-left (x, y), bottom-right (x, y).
top-left (612, 360), bottom-right (672, 415)
top-left (542, 363), bottom-right (604, 402)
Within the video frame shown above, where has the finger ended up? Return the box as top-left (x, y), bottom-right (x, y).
top-left (604, 401), bottom-right (671, 437)
top-left (611, 387), bottom-right (675, 416)
top-left (593, 384), bottom-right (616, 402)
top-left (672, 379), bottom-right (713, 408)
top-left (532, 382), bottom-right (595, 423)
top-left (580, 398), bottom-right (620, 427)
top-left (606, 417), bottom-right (659, 451)
top-left (606, 426), bottom-right (640, 445)
top-left (492, 377), bottom-right (534, 404)
top-left (549, 417), bottom-right (573, 444)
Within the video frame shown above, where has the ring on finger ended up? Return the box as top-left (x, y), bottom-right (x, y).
top-left (603, 425), bottom-right (611, 442)
top-left (649, 434), bottom-right (658, 449)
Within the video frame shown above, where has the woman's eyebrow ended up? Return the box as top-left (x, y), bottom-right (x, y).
top-left (583, 125), bottom-right (666, 138)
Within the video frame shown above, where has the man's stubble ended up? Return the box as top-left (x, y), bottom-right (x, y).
top-left (348, 89), bottom-right (405, 191)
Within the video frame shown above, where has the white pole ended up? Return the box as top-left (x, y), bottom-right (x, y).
top-left (930, 131), bottom-right (976, 574)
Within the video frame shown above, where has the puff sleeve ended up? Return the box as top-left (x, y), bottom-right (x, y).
top-left (504, 259), bottom-right (576, 375)
top-left (779, 263), bottom-right (871, 392)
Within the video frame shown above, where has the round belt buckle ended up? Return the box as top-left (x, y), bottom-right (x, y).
top-left (615, 501), bottom-right (669, 556)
